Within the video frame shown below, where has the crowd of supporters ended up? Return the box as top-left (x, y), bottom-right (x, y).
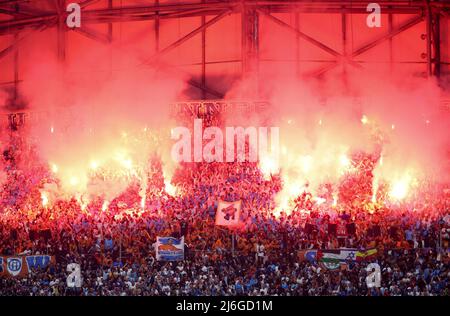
top-left (0, 112), bottom-right (449, 296)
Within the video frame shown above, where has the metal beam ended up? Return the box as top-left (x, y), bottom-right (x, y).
top-left (13, 2), bottom-right (18, 102)
top-left (295, 11), bottom-right (300, 76)
top-left (0, 0), bottom-right (447, 93)
top-left (0, 32), bottom-right (26, 60)
top-left (142, 10), bottom-right (231, 65)
top-left (0, 79), bottom-right (22, 86)
top-left (0, 7), bottom-right (38, 18)
top-left (1, 1), bottom-right (449, 35)
top-left (306, 62), bottom-right (339, 77)
top-left (0, 15), bottom-right (56, 35)
top-left (433, 11), bottom-right (440, 77)
top-left (201, 0), bottom-right (206, 99)
top-left (306, 13), bottom-right (426, 77)
top-left (425, 0), bottom-right (433, 76)
top-left (57, 0), bottom-right (65, 62)
top-left (108, 0), bottom-right (112, 42)
top-left (79, 0), bottom-right (102, 9)
top-left (188, 79), bottom-right (224, 99)
top-left (72, 24), bottom-right (111, 44)
top-left (388, 1), bottom-right (393, 73)
top-left (342, 7), bottom-right (348, 89)
top-left (259, 9), bottom-right (342, 58)
top-left (241, 1), bottom-right (260, 97)
top-left (155, 0), bottom-right (159, 52)
top-left (242, 4), bottom-right (259, 76)
top-left (351, 15), bottom-right (424, 58)
top-left (259, 8), bottom-right (362, 76)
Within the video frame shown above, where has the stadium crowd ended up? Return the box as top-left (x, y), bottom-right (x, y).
top-left (0, 113), bottom-right (449, 296)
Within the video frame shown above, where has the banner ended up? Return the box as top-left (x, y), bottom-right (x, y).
top-left (356, 248), bottom-right (378, 261)
top-left (215, 200), bottom-right (242, 227)
top-left (297, 250), bottom-right (317, 263)
top-left (317, 249), bottom-right (358, 270)
top-left (0, 255), bottom-right (55, 277)
top-left (316, 249), bottom-right (380, 270)
top-left (155, 236), bottom-right (185, 261)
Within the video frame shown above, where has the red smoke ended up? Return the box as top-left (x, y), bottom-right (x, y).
top-left (0, 8), bottom-right (448, 207)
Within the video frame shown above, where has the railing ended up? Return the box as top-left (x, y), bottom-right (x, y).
top-left (2, 97), bottom-right (449, 130)
top-left (169, 100), bottom-right (271, 117)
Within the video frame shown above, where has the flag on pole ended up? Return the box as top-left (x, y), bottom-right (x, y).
top-left (155, 236), bottom-right (185, 261)
top-left (356, 248), bottom-right (378, 261)
top-left (215, 200), bottom-right (242, 227)
top-left (298, 250), bottom-right (317, 263)
top-left (316, 249), bottom-right (357, 270)
top-left (0, 255), bottom-right (55, 277)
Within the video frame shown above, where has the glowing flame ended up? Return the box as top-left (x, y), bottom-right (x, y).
top-left (332, 194), bottom-right (338, 207)
top-left (89, 160), bottom-right (99, 170)
top-left (41, 192), bottom-right (49, 207)
top-left (259, 155), bottom-right (279, 179)
top-left (102, 200), bottom-right (109, 212)
top-left (339, 154), bottom-right (351, 168)
top-left (76, 195), bottom-right (89, 211)
top-left (114, 150), bottom-right (133, 170)
top-left (371, 178), bottom-right (379, 203)
top-left (70, 176), bottom-right (79, 186)
top-left (361, 115), bottom-right (369, 125)
top-left (140, 195), bottom-right (146, 210)
top-left (300, 155), bottom-right (313, 174)
top-left (38, 128), bottom-right (166, 201)
top-left (287, 182), bottom-right (303, 197)
top-left (389, 178), bottom-right (410, 201)
top-left (50, 163), bottom-right (58, 173)
top-left (274, 178), bottom-right (305, 217)
top-left (123, 159), bottom-right (133, 169)
top-left (313, 196), bottom-right (326, 205)
top-left (165, 180), bottom-right (177, 196)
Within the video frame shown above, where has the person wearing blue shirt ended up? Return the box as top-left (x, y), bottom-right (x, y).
top-left (245, 277), bottom-right (257, 291)
top-left (424, 267), bottom-right (431, 282)
top-left (405, 229), bottom-right (413, 241)
top-left (105, 238), bottom-right (113, 251)
top-left (235, 282), bottom-right (243, 294)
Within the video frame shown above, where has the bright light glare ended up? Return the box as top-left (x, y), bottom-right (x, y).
top-left (361, 115), bottom-right (368, 125)
top-left (390, 180), bottom-right (409, 200)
